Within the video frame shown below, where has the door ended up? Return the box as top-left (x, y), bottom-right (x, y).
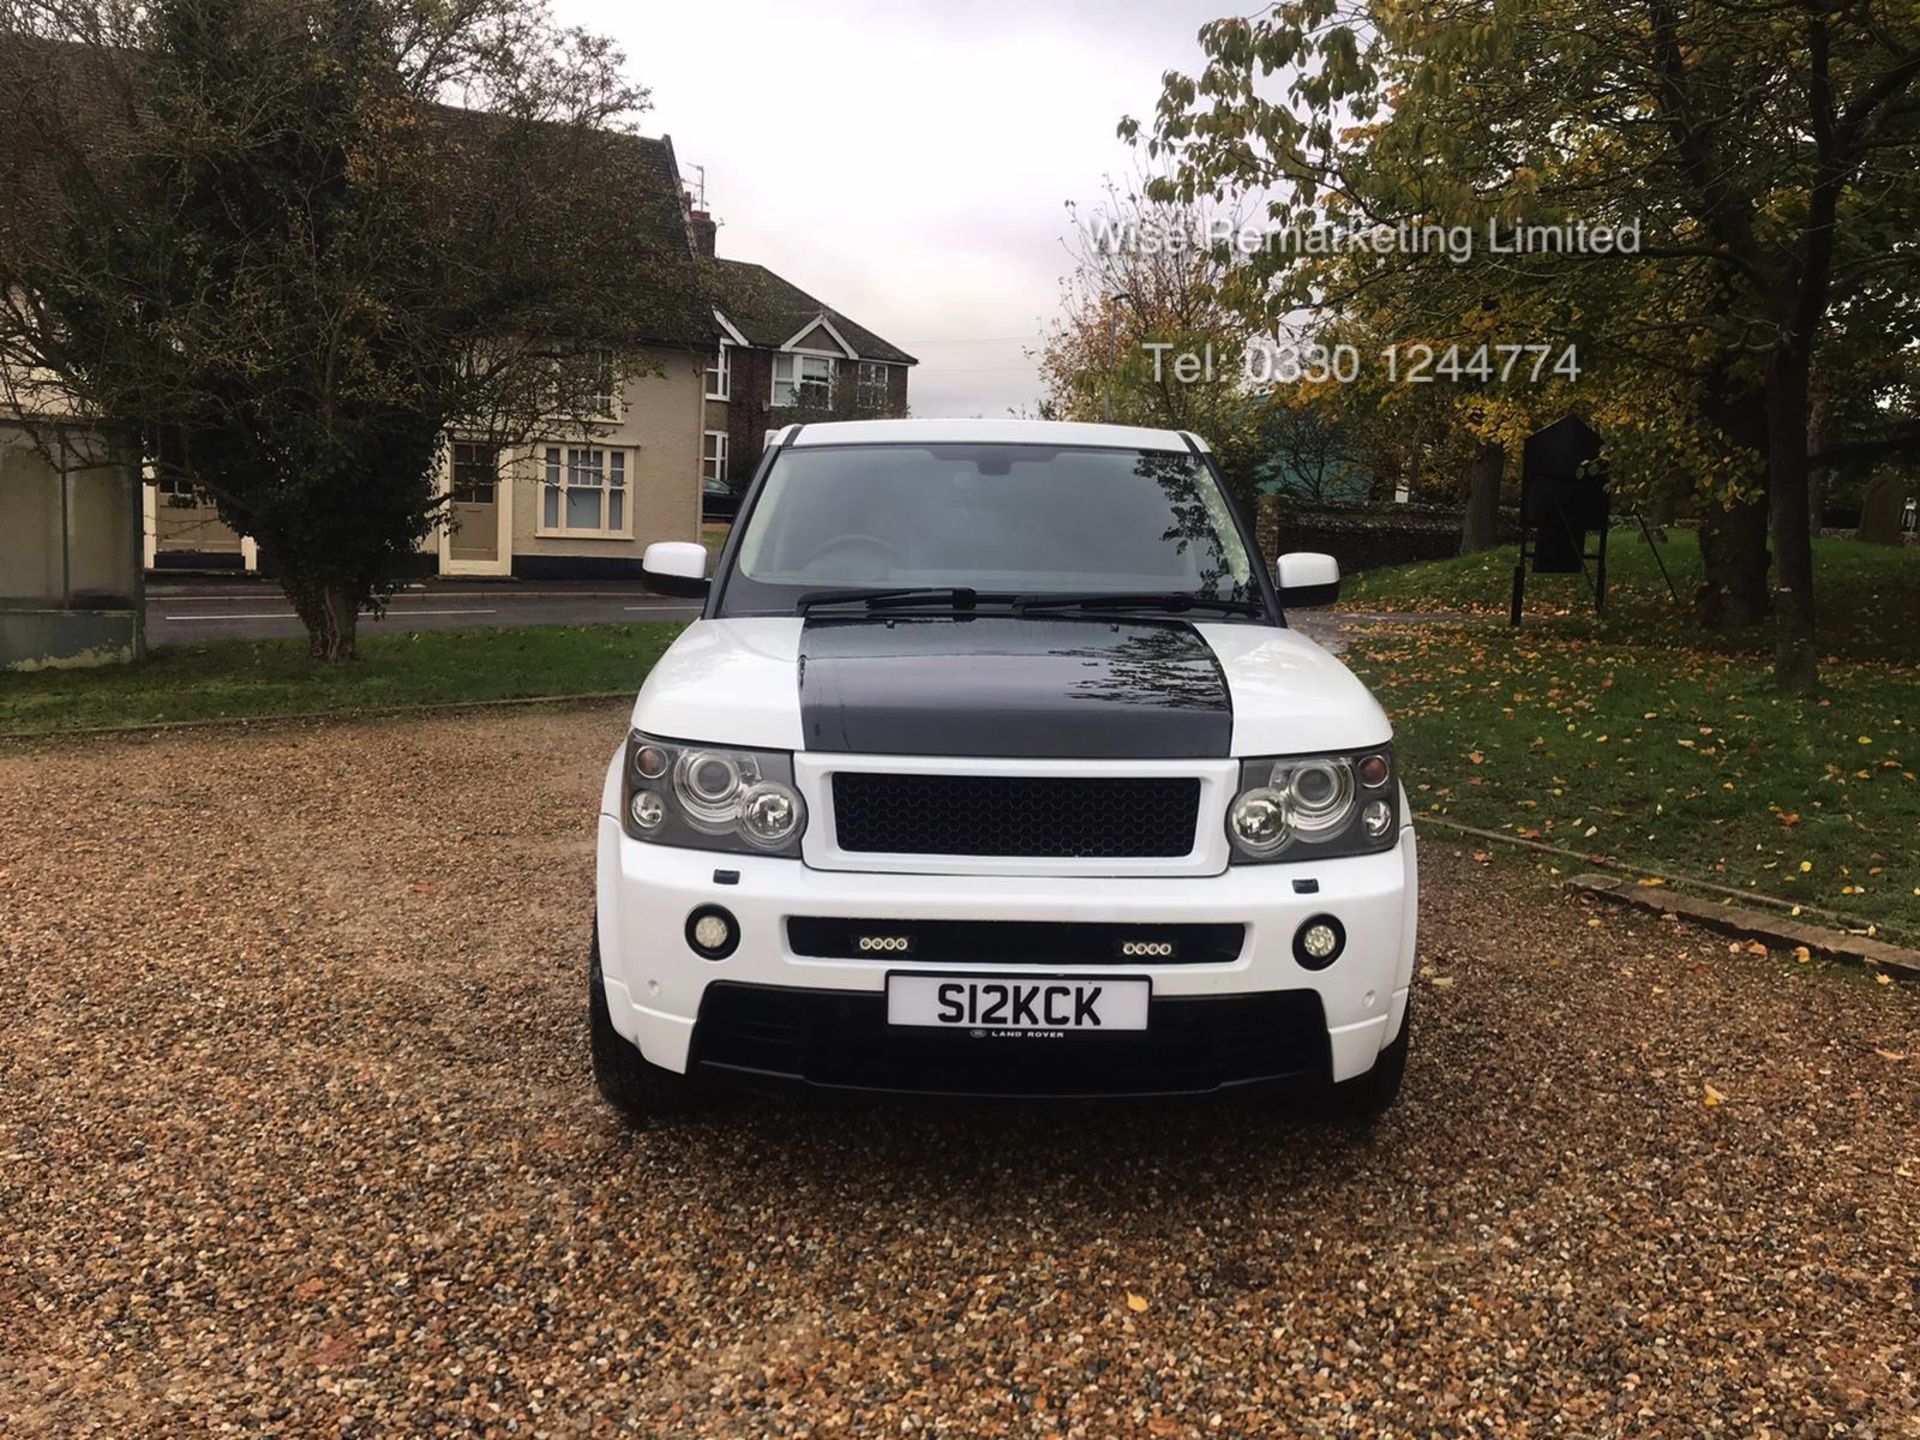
top-left (445, 441), bottom-right (507, 574)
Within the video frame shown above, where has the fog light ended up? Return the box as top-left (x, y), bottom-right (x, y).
top-left (1357, 753), bottom-right (1391, 789)
top-left (1293, 914), bottom-right (1346, 970)
top-left (633, 744), bottom-right (670, 780)
top-left (1361, 799), bottom-right (1394, 838)
top-left (686, 905), bottom-right (739, 960)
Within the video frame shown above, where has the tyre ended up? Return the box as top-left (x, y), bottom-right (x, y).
top-left (1325, 1000), bottom-right (1410, 1128)
top-left (588, 927), bottom-right (698, 1125)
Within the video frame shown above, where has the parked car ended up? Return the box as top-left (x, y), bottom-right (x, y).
top-left (591, 418), bottom-right (1415, 1123)
top-left (702, 474), bottom-right (741, 522)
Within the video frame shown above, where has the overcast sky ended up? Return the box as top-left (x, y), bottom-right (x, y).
top-left (559, 0), bottom-right (1229, 417)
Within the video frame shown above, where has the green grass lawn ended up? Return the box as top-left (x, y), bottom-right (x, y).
top-left (1344, 530), bottom-right (1920, 667)
top-left (0, 622), bottom-right (686, 735)
top-left (1342, 533), bottom-right (1919, 940)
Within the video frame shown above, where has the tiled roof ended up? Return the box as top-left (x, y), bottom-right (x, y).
top-left (713, 259), bottom-right (917, 365)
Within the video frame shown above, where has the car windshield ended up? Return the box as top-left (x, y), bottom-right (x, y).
top-left (720, 443), bottom-right (1257, 614)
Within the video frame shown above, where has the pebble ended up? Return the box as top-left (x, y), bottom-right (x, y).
top-left (1, 710), bottom-right (1915, 1436)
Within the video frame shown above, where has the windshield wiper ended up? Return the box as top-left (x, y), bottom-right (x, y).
top-left (1010, 590), bottom-right (1265, 617)
top-left (796, 586), bottom-right (992, 614)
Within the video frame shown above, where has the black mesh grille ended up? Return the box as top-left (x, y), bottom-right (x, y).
top-left (831, 773), bottom-right (1201, 858)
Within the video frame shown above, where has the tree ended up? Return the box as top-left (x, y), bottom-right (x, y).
top-left (1034, 182), bottom-right (1265, 507)
top-left (1127, 0), bottom-right (1920, 691)
top-left (0, 0), bottom-right (700, 659)
top-left (1255, 396), bottom-right (1364, 504)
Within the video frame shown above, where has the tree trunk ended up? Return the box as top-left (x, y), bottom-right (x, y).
top-left (1694, 495), bottom-right (1770, 630)
top-left (1764, 346), bottom-right (1818, 692)
top-left (285, 577), bottom-right (362, 662)
top-left (1696, 360), bottom-right (1771, 630)
top-left (1857, 469), bottom-right (1908, 545)
top-left (1459, 441), bottom-right (1504, 555)
top-left (1806, 376), bottom-right (1834, 534)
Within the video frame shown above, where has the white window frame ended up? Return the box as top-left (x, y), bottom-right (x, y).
top-left (701, 430), bottom-right (729, 484)
top-left (705, 343), bottom-right (732, 401)
top-left (772, 352), bottom-right (836, 407)
top-left (539, 350), bottom-right (619, 422)
top-left (536, 445), bottom-right (633, 539)
top-left (856, 360), bottom-right (892, 411)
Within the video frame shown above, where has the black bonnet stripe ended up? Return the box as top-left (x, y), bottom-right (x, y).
top-left (797, 616), bottom-right (1232, 759)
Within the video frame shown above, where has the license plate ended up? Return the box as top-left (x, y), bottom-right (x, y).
top-left (886, 974), bottom-right (1150, 1032)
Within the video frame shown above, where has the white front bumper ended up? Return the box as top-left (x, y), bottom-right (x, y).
top-left (595, 817), bottom-right (1418, 1087)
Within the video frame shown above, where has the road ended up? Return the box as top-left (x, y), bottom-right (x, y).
top-left (145, 578), bottom-right (704, 644)
top-left (147, 577), bottom-right (1358, 648)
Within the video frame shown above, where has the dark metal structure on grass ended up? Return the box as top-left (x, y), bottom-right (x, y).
top-left (1510, 416), bottom-right (1679, 625)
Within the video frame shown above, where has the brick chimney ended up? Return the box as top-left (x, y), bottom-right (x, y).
top-left (689, 208), bottom-right (717, 257)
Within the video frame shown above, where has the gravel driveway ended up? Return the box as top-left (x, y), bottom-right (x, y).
top-left (3, 708), bottom-right (1915, 1437)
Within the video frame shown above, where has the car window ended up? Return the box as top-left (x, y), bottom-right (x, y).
top-left (724, 443), bottom-right (1254, 611)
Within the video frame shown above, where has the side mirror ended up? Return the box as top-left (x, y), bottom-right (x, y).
top-left (641, 540), bottom-right (709, 598)
top-left (1275, 551), bottom-right (1340, 608)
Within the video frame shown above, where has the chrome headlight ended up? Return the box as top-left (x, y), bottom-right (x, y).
top-left (1227, 747), bottom-right (1397, 863)
top-left (622, 732), bottom-right (806, 856)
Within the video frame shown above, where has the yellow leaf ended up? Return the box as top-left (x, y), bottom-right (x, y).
top-left (1799, 860), bottom-right (1814, 873)
top-left (1793, 946), bottom-right (1811, 964)
top-left (1874, 1049), bottom-right (1910, 1063)
top-left (1703, 1084), bottom-right (1726, 1107)
top-left (1744, 941), bottom-right (1768, 956)
top-left (1635, 876), bottom-right (1666, 887)
top-left (1876, 973), bottom-right (1894, 987)
top-left (1125, 1291), bottom-right (1150, 1313)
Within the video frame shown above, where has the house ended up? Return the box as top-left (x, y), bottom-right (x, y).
top-left (5, 35), bottom-right (916, 612)
top-left (696, 220), bottom-right (917, 488)
top-left (146, 133), bottom-right (717, 582)
top-left (144, 178), bottom-right (921, 579)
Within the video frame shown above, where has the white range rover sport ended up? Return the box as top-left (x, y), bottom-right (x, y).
top-left (591, 418), bottom-right (1416, 1122)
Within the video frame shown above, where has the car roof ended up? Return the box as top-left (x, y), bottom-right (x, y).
top-left (780, 417), bottom-right (1207, 452)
